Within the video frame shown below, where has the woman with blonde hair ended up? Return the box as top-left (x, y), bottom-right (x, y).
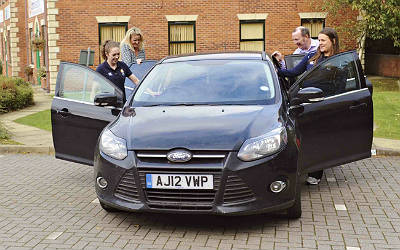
top-left (120, 27), bottom-right (146, 65)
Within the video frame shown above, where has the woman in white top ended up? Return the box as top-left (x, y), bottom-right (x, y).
top-left (120, 27), bottom-right (146, 66)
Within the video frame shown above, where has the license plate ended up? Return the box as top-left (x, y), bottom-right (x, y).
top-left (146, 174), bottom-right (213, 189)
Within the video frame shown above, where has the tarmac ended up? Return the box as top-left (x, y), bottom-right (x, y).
top-left (0, 85), bottom-right (400, 156)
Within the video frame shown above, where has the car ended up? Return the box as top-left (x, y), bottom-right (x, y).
top-left (51, 51), bottom-right (373, 218)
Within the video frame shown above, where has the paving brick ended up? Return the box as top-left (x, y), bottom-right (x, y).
top-left (0, 155), bottom-right (400, 249)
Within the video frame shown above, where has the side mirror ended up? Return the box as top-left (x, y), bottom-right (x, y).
top-left (94, 93), bottom-right (119, 107)
top-left (291, 87), bottom-right (324, 106)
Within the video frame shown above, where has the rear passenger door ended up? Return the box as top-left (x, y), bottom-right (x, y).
top-left (289, 51), bottom-right (373, 173)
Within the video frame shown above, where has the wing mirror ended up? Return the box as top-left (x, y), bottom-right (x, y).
top-left (94, 93), bottom-right (119, 107)
top-left (291, 87), bottom-right (324, 106)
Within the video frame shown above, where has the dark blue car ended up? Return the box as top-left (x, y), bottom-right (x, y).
top-left (51, 51), bottom-right (373, 218)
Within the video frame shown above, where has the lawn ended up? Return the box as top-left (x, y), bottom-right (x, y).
top-left (14, 109), bottom-right (52, 131)
top-left (0, 122), bottom-right (21, 145)
top-left (370, 77), bottom-right (400, 140)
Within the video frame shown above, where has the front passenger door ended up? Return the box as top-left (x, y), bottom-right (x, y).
top-left (289, 51), bottom-right (373, 174)
top-left (51, 62), bottom-right (124, 166)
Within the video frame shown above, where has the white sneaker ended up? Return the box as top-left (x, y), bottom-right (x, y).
top-left (306, 176), bottom-right (320, 185)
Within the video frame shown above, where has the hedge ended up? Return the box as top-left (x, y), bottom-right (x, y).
top-left (0, 76), bottom-right (34, 113)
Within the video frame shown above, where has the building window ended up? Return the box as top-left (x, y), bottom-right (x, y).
top-left (29, 28), bottom-right (34, 64)
top-left (240, 20), bottom-right (265, 51)
top-left (301, 19), bottom-right (325, 39)
top-left (168, 21), bottom-right (195, 55)
top-left (98, 23), bottom-right (127, 60)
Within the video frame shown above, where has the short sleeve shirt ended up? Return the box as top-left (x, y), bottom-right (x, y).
top-left (96, 61), bottom-right (132, 93)
top-left (120, 43), bottom-right (146, 66)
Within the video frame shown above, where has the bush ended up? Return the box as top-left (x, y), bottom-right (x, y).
top-left (0, 76), bottom-right (34, 113)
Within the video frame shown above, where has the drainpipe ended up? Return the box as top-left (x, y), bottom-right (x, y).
top-left (43, 0), bottom-right (49, 92)
top-left (24, 0), bottom-right (29, 67)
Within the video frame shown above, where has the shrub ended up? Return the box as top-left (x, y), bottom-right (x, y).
top-left (0, 76), bottom-right (34, 113)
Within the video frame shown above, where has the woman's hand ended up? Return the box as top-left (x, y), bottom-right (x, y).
top-left (129, 74), bottom-right (140, 86)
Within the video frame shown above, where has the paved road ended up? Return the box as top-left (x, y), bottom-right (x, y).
top-left (0, 155), bottom-right (399, 250)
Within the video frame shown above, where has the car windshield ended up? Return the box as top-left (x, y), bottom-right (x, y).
top-left (133, 59), bottom-right (276, 106)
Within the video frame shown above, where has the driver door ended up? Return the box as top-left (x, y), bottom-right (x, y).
top-left (51, 62), bottom-right (124, 166)
top-left (289, 51), bottom-right (373, 173)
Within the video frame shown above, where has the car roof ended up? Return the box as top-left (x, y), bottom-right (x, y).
top-left (161, 51), bottom-right (266, 63)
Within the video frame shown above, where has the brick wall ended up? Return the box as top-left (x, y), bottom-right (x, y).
top-left (54, 0), bottom-right (357, 65)
top-left (0, 0), bottom-right (362, 91)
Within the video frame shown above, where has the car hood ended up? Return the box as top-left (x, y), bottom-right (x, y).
top-left (113, 105), bottom-right (281, 151)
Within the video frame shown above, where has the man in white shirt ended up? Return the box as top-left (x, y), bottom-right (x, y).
top-left (292, 26), bottom-right (319, 54)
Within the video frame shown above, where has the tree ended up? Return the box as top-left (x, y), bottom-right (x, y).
top-left (316, 0), bottom-right (399, 65)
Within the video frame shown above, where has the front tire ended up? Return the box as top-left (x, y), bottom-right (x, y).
top-left (287, 184), bottom-right (302, 219)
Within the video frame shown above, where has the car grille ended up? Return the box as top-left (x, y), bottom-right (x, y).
top-left (223, 175), bottom-right (255, 205)
top-left (114, 171), bottom-right (139, 202)
top-left (138, 168), bottom-right (222, 211)
top-left (135, 150), bottom-right (227, 166)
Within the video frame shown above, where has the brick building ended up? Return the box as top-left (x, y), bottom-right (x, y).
top-left (0, 0), bottom-right (361, 92)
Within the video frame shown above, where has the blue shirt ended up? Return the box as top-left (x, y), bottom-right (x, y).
top-left (96, 61), bottom-right (132, 94)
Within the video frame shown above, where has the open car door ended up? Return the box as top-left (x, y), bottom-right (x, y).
top-left (284, 54), bottom-right (306, 85)
top-left (288, 51), bottom-right (373, 174)
top-left (124, 60), bottom-right (158, 98)
top-left (51, 62), bottom-right (124, 166)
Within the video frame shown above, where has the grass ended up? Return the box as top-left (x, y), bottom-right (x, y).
top-left (14, 109), bottom-right (52, 132)
top-left (0, 122), bottom-right (21, 145)
top-left (370, 77), bottom-right (400, 140)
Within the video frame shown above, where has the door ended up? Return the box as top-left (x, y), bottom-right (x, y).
top-left (289, 51), bottom-right (373, 173)
top-left (51, 62), bottom-right (124, 166)
top-left (284, 54), bottom-right (306, 86)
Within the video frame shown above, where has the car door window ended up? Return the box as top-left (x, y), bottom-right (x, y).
top-left (299, 53), bottom-right (360, 97)
top-left (58, 64), bottom-right (116, 103)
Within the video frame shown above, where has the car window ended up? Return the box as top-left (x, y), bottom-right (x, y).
top-left (133, 60), bottom-right (276, 106)
top-left (299, 53), bottom-right (360, 97)
top-left (125, 60), bottom-right (158, 98)
top-left (58, 64), bottom-right (116, 103)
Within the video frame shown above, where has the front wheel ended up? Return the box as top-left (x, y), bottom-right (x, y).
top-left (287, 184), bottom-right (302, 219)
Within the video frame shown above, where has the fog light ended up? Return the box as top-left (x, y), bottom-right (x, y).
top-left (97, 177), bottom-right (108, 189)
top-left (270, 180), bottom-right (286, 193)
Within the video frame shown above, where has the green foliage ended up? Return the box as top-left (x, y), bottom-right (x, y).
top-left (37, 67), bottom-right (46, 78)
top-left (0, 76), bottom-right (34, 113)
top-left (317, 0), bottom-right (400, 47)
top-left (0, 121), bottom-right (10, 140)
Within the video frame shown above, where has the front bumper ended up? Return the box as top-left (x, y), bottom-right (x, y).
top-left (94, 145), bottom-right (299, 215)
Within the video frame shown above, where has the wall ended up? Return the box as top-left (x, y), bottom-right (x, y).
top-left (365, 54), bottom-right (400, 78)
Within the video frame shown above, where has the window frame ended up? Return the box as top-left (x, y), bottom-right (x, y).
top-left (97, 22), bottom-right (128, 61)
top-left (239, 19), bottom-right (265, 51)
top-left (300, 18), bottom-right (325, 39)
top-left (289, 51), bottom-right (362, 99)
top-left (168, 21), bottom-right (196, 55)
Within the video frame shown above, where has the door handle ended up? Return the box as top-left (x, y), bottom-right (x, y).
top-left (57, 108), bottom-right (70, 117)
top-left (349, 103), bottom-right (367, 110)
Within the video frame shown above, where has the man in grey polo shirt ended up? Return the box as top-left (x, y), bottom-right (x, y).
top-left (292, 26), bottom-right (319, 54)
top-left (272, 27), bottom-right (320, 69)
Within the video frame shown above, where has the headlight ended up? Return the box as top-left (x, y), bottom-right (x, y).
top-left (237, 127), bottom-right (287, 161)
top-left (99, 129), bottom-right (127, 160)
